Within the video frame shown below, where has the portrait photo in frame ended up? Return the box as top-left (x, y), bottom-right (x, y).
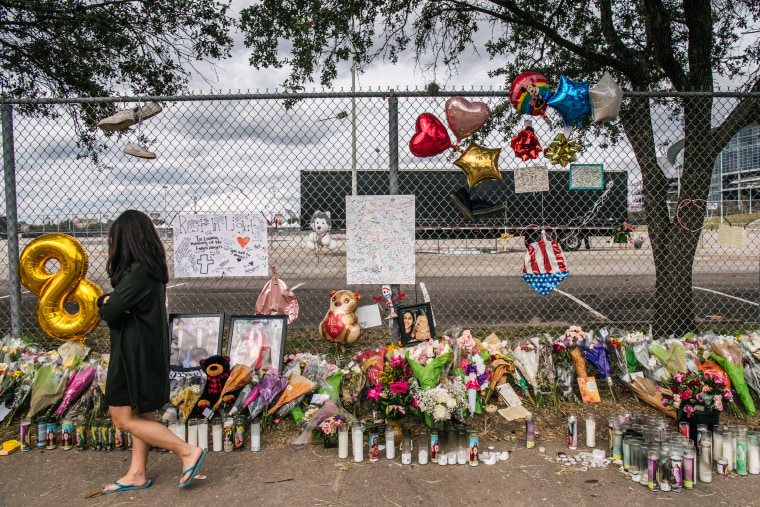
top-left (397, 302), bottom-right (435, 347)
top-left (227, 315), bottom-right (287, 371)
top-left (169, 313), bottom-right (224, 368)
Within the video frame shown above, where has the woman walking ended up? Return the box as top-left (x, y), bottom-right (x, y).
top-left (98, 210), bottom-right (205, 493)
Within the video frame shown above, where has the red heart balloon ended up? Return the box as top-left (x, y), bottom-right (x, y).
top-left (409, 113), bottom-right (453, 158)
top-left (445, 96), bottom-right (491, 143)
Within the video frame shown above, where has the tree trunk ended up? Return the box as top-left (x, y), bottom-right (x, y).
top-left (622, 93), bottom-right (716, 337)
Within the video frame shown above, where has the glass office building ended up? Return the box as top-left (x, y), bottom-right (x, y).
top-left (708, 125), bottom-right (760, 204)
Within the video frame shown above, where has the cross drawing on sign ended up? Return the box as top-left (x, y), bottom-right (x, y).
top-left (198, 254), bottom-right (214, 275)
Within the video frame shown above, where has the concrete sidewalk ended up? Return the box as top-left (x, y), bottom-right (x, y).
top-left (1, 439), bottom-right (756, 506)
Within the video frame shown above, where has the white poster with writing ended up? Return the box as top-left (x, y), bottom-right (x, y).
top-left (514, 165), bottom-right (550, 193)
top-left (346, 195), bottom-right (415, 285)
top-left (172, 214), bottom-right (268, 277)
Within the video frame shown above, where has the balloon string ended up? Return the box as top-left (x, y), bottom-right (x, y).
top-left (676, 199), bottom-right (705, 233)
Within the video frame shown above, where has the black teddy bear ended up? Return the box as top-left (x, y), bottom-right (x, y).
top-left (197, 355), bottom-right (233, 409)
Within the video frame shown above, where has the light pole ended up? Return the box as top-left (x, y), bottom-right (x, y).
top-left (162, 185), bottom-right (168, 237)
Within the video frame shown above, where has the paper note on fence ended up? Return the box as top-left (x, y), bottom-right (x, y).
top-left (172, 213), bottom-right (268, 277)
top-left (569, 164), bottom-right (604, 189)
top-left (346, 195), bottom-right (415, 285)
top-left (716, 224), bottom-right (747, 249)
top-left (514, 165), bottom-right (550, 193)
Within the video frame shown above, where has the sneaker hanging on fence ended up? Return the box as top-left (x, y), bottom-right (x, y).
top-left (98, 102), bottom-right (162, 131)
top-left (123, 142), bottom-right (156, 159)
top-left (521, 229), bottom-right (569, 295)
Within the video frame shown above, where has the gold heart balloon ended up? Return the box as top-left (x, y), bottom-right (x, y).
top-left (544, 133), bottom-right (581, 167)
top-left (453, 141), bottom-right (502, 189)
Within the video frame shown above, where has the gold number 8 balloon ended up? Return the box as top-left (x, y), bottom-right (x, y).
top-left (18, 233), bottom-right (103, 345)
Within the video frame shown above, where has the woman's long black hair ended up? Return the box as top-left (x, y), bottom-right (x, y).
top-left (107, 210), bottom-right (169, 286)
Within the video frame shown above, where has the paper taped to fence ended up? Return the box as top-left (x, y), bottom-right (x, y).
top-left (346, 195), bottom-right (415, 285)
top-left (172, 214), bottom-right (268, 277)
top-left (514, 165), bottom-right (549, 193)
top-left (716, 223), bottom-right (746, 249)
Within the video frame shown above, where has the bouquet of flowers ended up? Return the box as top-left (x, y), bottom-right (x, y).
top-left (312, 413), bottom-right (346, 447)
top-left (711, 339), bottom-right (756, 416)
top-left (612, 222), bottom-right (635, 244)
top-left (368, 355), bottom-right (419, 420)
top-left (554, 326), bottom-right (589, 378)
top-left (414, 377), bottom-right (467, 426)
top-left (408, 338), bottom-right (452, 367)
top-left (511, 339), bottom-right (539, 394)
top-left (460, 352), bottom-right (491, 415)
top-left (584, 338), bottom-right (618, 401)
top-left (659, 370), bottom-right (736, 419)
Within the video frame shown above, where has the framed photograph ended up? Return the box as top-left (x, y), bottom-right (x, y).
top-left (397, 302), bottom-right (435, 347)
top-left (227, 315), bottom-right (287, 371)
top-left (569, 163), bottom-right (604, 189)
top-left (169, 313), bottom-right (224, 368)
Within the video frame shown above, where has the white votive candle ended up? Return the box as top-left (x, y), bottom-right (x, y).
top-left (198, 420), bottom-right (209, 450)
top-left (586, 416), bottom-right (596, 448)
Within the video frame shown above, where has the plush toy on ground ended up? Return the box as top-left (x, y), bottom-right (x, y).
top-left (305, 211), bottom-right (338, 250)
top-left (319, 290), bottom-right (362, 345)
top-left (197, 355), bottom-right (234, 409)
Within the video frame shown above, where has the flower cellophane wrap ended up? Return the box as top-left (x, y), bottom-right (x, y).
top-left (292, 400), bottom-right (355, 445)
top-left (650, 341), bottom-right (686, 379)
top-left (213, 364), bottom-right (252, 410)
top-left (630, 378), bottom-right (675, 419)
top-left (711, 340), bottom-right (756, 416)
top-left (27, 365), bottom-right (69, 418)
top-left (268, 373), bottom-right (315, 415)
top-left (407, 350), bottom-right (452, 426)
top-left (569, 347), bottom-right (588, 378)
top-left (56, 365), bottom-right (95, 417)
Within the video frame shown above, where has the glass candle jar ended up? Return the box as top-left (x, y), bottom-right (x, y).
top-left (608, 417), bottom-right (616, 452)
top-left (683, 447), bottom-right (695, 489)
top-left (211, 415), bottom-right (223, 452)
top-left (622, 435), bottom-right (632, 472)
top-left (586, 415), bottom-right (596, 448)
top-left (669, 450), bottom-right (683, 492)
top-left (613, 427), bottom-right (623, 461)
top-left (748, 432), bottom-right (760, 475)
top-left (75, 417), bottom-right (86, 451)
top-left (430, 430), bottom-right (439, 463)
top-left (526, 414), bottom-right (535, 449)
top-left (198, 418), bottom-right (209, 450)
top-left (568, 415), bottom-right (578, 450)
top-left (457, 429), bottom-right (467, 465)
top-left (722, 430), bottom-right (734, 471)
top-left (401, 429), bottom-right (412, 465)
top-left (368, 425), bottom-right (380, 462)
top-left (647, 448), bottom-right (660, 491)
top-left (699, 440), bottom-right (713, 483)
top-left (233, 415), bottom-right (246, 451)
top-left (418, 430), bottom-right (429, 465)
top-left (337, 423), bottom-right (348, 458)
top-left (629, 442), bottom-right (641, 482)
top-left (658, 448), bottom-right (671, 492)
top-left (437, 431), bottom-right (448, 466)
top-left (60, 418), bottom-right (73, 451)
top-left (468, 431), bottom-right (479, 466)
top-left (223, 417), bottom-right (234, 452)
top-left (736, 435), bottom-right (748, 475)
top-left (45, 418), bottom-right (58, 450)
top-left (352, 422), bottom-right (363, 462)
top-left (385, 424), bottom-right (396, 460)
top-left (187, 419), bottom-right (198, 447)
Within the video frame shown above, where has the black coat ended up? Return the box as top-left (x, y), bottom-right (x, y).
top-left (98, 263), bottom-right (170, 413)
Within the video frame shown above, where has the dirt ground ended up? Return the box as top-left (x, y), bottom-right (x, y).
top-left (2, 399), bottom-right (760, 507)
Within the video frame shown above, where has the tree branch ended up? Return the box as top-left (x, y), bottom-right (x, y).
top-left (640, 0), bottom-right (687, 90)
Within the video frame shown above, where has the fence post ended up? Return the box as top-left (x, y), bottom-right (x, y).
top-left (388, 91), bottom-right (401, 342)
top-left (2, 104), bottom-right (22, 339)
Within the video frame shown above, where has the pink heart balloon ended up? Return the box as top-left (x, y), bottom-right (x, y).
top-left (409, 113), bottom-right (453, 158)
top-left (445, 96), bottom-right (491, 143)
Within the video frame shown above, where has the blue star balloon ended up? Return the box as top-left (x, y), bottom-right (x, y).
top-left (546, 75), bottom-right (591, 127)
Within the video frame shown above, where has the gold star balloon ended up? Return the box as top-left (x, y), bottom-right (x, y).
top-left (453, 141), bottom-right (502, 189)
top-left (544, 133), bottom-right (581, 167)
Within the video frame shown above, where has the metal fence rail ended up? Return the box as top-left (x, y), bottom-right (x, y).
top-left (2, 90), bottom-right (759, 351)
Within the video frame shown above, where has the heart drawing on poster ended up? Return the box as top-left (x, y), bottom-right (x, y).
top-left (237, 237), bottom-right (250, 248)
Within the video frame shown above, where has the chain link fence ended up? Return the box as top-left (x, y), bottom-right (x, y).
top-left (1, 91), bottom-right (759, 352)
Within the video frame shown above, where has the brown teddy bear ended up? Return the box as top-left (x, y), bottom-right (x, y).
top-left (319, 290), bottom-right (362, 345)
top-left (196, 355), bottom-right (239, 409)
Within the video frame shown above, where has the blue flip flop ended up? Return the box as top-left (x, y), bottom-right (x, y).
top-left (179, 448), bottom-right (207, 489)
top-left (102, 479), bottom-right (152, 494)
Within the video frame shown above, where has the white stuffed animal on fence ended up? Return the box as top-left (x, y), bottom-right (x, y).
top-left (305, 210), bottom-right (337, 250)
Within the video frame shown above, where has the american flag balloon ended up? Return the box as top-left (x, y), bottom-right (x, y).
top-left (521, 231), bottom-right (569, 295)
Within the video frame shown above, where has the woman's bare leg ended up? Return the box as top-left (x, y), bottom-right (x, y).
top-left (102, 406), bottom-right (203, 491)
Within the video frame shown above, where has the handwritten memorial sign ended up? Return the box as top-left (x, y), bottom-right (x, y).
top-left (570, 163), bottom-right (604, 189)
top-left (346, 195), bottom-right (415, 285)
top-left (514, 165), bottom-right (550, 194)
top-left (172, 214), bottom-right (268, 277)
